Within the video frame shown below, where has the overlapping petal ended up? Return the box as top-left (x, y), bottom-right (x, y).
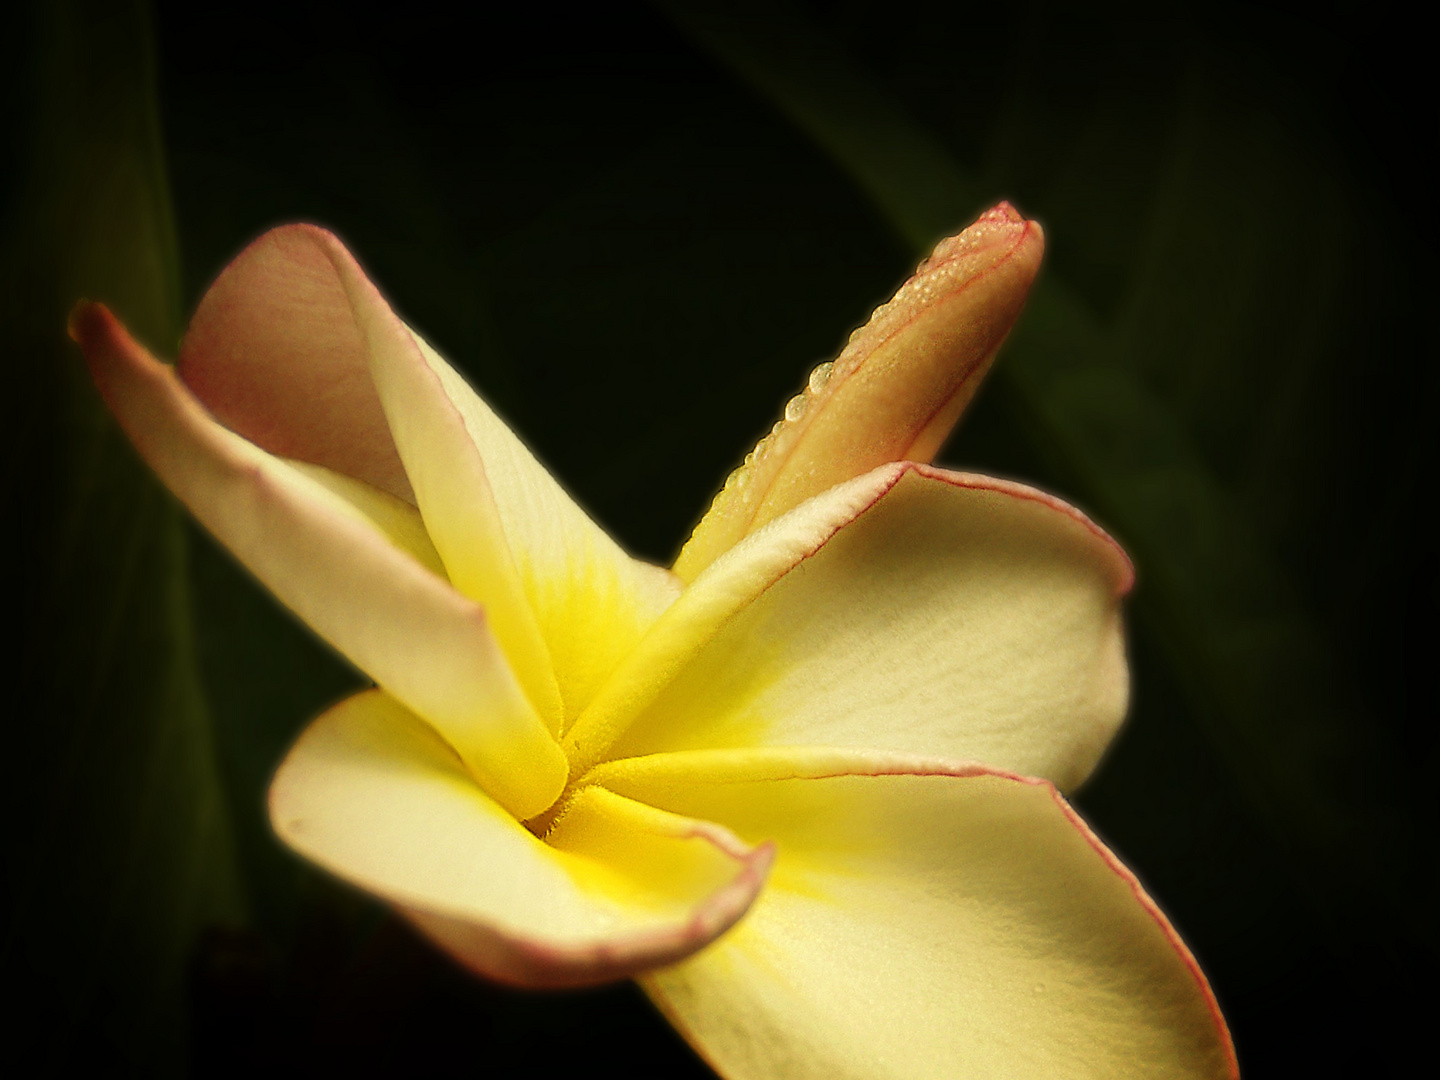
top-left (271, 691), bottom-right (772, 988)
top-left (570, 461), bottom-right (1131, 791)
top-left (71, 302), bottom-right (565, 820)
top-left (181, 225), bottom-right (680, 728)
top-left (587, 748), bottom-right (1237, 1080)
top-left (676, 203), bottom-right (1043, 580)
top-left (77, 205), bottom-right (1234, 1079)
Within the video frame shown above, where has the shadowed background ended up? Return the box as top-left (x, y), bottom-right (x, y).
top-left (4, 1), bottom-right (1433, 1076)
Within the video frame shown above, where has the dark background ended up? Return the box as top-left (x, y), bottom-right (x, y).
top-left (4, 1), bottom-right (1434, 1076)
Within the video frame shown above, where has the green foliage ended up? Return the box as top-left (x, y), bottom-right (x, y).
top-left (2, 1), bottom-right (243, 1073)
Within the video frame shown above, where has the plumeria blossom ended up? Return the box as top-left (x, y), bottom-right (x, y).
top-left (72, 203), bottom-right (1237, 1079)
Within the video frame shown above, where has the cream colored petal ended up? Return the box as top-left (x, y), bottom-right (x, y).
top-left (184, 224), bottom-right (677, 725)
top-left (73, 303), bottom-right (565, 820)
top-left (306, 241), bottom-right (563, 730)
top-left (588, 748), bottom-right (1236, 1080)
top-left (675, 203), bottom-right (1043, 580)
top-left (178, 224), bottom-right (413, 502)
top-left (271, 691), bottom-right (772, 988)
top-left (406, 332), bottom-right (682, 726)
top-left (570, 462), bottom-right (1130, 790)
top-left (285, 459), bottom-right (446, 579)
top-left (283, 228), bottom-right (678, 728)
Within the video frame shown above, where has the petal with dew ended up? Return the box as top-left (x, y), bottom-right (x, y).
top-left (675, 202), bottom-right (1043, 581)
top-left (72, 302), bottom-right (565, 820)
top-left (586, 748), bottom-right (1237, 1080)
top-left (570, 462), bottom-right (1130, 791)
top-left (272, 691), bottom-right (772, 988)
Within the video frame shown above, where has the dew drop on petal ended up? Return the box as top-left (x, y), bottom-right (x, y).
top-left (784, 393), bottom-right (808, 422)
top-left (808, 360), bottom-right (833, 393)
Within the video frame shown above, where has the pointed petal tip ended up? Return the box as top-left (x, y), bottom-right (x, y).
top-left (981, 200), bottom-right (1023, 222)
top-left (978, 200), bottom-right (1026, 225)
top-left (66, 298), bottom-right (101, 343)
top-left (675, 200), bottom-right (1048, 579)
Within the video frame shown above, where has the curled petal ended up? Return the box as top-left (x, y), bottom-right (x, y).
top-left (676, 202), bottom-right (1043, 580)
top-left (185, 225), bottom-right (679, 727)
top-left (571, 462), bottom-right (1130, 791)
top-left (72, 303), bottom-right (565, 820)
top-left (588, 748), bottom-right (1237, 1080)
top-left (271, 691), bottom-right (773, 988)
top-left (180, 224), bottom-right (414, 502)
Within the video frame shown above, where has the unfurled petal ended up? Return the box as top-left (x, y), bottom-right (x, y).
top-left (271, 692), bottom-right (773, 988)
top-left (570, 462), bottom-right (1130, 791)
top-left (72, 303), bottom-right (565, 820)
top-left (184, 225), bottom-right (679, 728)
top-left (587, 749), bottom-right (1237, 1080)
top-left (675, 203), bottom-right (1043, 581)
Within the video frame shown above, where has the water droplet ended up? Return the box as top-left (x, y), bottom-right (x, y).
top-left (771, 420), bottom-right (785, 437)
top-left (784, 393), bottom-right (808, 422)
top-left (743, 450), bottom-right (755, 467)
top-left (808, 361), bottom-right (833, 393)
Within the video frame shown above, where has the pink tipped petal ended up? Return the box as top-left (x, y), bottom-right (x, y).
top-left (217, 226), bottom-right (680, 729)
top-left (272, 691), bottom-right (772, 989)
top-left (676, 202), bottom-right (1044, 580)
top-left (73, 303), bottom-right (565, 820)
top-left (571, 462), bottom-right (1131, 791)
top-left (179, 225), bottom-right (413, 503)
top-left (589, 748), bottom-right (1237, 1080)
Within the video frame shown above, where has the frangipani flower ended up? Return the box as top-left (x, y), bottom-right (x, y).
top-left (72, 204), bottom-right (1237, 1079)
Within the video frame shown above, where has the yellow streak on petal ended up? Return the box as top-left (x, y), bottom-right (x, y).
top-left (272, 691), bottom-right (771, 988)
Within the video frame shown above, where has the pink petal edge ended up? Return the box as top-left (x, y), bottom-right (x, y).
top-left (627, 750), bottom-right (1238, 1080)
top-left (179, 223), bottom-right (415, 503)
top-left (400, 837), bottom-right (776, 990)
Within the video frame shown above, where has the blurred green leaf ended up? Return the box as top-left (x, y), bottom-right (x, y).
top-left (2, 1), bottom-right (244, 1072)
